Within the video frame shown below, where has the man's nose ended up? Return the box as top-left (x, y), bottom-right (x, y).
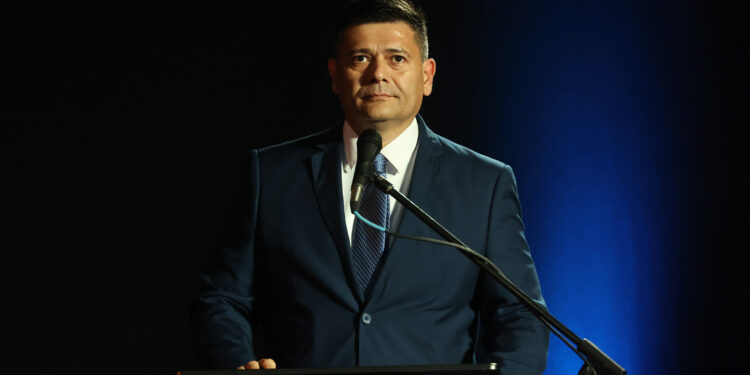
top-left (366, 56), bottom-right (389, 83)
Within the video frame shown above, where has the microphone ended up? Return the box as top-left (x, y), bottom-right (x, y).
top-left (350, 128), bottom-right (382, 213)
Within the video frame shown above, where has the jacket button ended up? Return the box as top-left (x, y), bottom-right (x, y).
top-left (362, 313), bottom-right (372, 324)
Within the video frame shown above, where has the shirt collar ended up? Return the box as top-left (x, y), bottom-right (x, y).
top-left (342, 117), bottom-right (419, 175)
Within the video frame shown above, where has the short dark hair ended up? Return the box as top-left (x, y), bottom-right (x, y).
top-left (333, 0), bottom-right (429, 60)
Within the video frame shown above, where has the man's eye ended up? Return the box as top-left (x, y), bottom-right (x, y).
top-left (392, 55), bottom-right (405, 63)
top-left (353, 55), bottom-right (369, 63)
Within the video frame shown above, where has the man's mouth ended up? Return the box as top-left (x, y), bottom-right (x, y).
top-left (363, 93), bottom-right (393, 99)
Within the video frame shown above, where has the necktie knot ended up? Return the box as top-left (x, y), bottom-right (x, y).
top-left (373, 153), bottom-right (387, 175)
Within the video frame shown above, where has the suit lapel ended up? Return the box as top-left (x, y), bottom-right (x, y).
top-left (366, 115), bottom-right (443, 304)
top-left (389, 115), bottom-right (442, 237)
top-left (308, 129), bottom-right (365, 304)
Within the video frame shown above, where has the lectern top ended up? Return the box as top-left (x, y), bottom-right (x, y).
top-left (178, 363), bottom-right (499, 375)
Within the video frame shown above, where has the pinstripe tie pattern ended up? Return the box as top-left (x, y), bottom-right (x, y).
top-left (352, 153), bottom-right (390, 293)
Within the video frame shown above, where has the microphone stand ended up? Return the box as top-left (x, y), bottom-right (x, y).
top-left (371, 174), bottom-right (626, 375)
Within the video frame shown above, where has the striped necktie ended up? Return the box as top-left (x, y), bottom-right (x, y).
top-left (352, 153), bottom-right (390, 293)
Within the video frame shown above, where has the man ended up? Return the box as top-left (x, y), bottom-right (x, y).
top-left (191, 1), bottom-right (549, 374)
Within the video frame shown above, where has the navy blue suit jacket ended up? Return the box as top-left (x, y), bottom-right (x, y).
top-left (192, 116), bottom-right (549, 374)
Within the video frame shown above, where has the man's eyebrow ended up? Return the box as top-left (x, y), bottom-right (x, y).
top-left (346, 48), bottom-right (411, 56)
top-left (347, 48), bottom-right (374, 55)
top-left (385, 48), bottom-right (410, 56)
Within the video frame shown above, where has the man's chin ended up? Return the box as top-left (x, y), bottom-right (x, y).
top-left (358, 109), bottom-right (398, 123)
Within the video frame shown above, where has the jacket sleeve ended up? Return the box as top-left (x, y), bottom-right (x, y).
top-left (190, 149), bottom-right (263, 369)
top-left (475, 164), bottom-right (549, 374)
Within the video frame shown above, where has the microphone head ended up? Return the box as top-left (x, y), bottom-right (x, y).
top-left (357, 128), bottom-right (382, 157)
top-left (351, 128), bottom-right (382, 213)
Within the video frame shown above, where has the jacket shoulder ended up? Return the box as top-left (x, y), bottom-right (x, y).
top-left (253, 125), bottom-right (339, 163)
top-left (428, 131), bottom-right (512, 175)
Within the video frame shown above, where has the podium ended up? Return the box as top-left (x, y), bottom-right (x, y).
top-left (178, 363), bottom-right (498, 375)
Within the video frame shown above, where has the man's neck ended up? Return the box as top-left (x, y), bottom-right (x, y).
top-left (347, 118), bottom-right (414, 147)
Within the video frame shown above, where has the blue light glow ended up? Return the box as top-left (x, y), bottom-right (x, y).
top-left (468, 2), bottom-right (692, 373)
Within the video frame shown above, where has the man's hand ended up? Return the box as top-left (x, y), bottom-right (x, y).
top-left (237, 358), bottom-right (277, 370)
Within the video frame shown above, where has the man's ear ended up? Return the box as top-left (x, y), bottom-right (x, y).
top-left (422, 58), bottom-right (436, 96)
top-left (327, 58), bottom-right (339, 94)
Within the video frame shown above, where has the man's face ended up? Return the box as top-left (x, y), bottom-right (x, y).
top-left (328, 22), bottom-right (436, 132)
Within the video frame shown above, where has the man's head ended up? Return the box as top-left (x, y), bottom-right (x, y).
top-left (332, 0), bottom-right (429, 62)
top-left (328, 0), bottom-right (436, 143)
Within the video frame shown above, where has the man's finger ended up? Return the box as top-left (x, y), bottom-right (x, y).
top-left (246, 361), bottom-right (260, 370)
top-left (259, 358), bottom-right (277, 369)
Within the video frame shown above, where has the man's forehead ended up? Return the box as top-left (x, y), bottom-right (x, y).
top-left (340, 21), bottom-right (418, 51)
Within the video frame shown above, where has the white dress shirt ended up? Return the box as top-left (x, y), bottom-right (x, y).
top-left (340, 118), bottom-right (419, 245)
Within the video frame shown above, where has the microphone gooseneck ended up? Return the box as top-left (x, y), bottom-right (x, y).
top-left (350, 128), bottom-right (382, 213)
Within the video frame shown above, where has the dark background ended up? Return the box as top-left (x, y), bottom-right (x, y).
top-left (6, 1), bottom-right (745, 374)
